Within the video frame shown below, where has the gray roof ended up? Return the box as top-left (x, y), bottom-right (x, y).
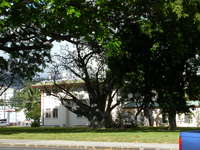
top-left (123, 100), bottom-right (200, 108)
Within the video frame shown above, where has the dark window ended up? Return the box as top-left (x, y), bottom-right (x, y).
top-left (45, 90), bottom-right (51, 96)
top-left (184, 114), bottom-right (193, 123)
top-left (53, 108), bottom-right (58, 118)
top-left (52, 88), bottom-right (60, 94)
top-left (45, 109), bottom-right (51, 118)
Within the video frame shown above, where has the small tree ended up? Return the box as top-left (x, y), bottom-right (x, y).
top-left (11, 83), bottom-right (41, 127)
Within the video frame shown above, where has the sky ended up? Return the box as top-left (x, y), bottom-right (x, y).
top-left (38, 41), bottom-right (74, 79)
top-left (0, 41), bottom-right (74, 80)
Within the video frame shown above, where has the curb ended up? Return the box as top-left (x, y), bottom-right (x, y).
top-left (0, 139), bottom-right (179, 150)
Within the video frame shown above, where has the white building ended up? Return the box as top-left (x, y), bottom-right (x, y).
top-left (0, 88), bottom-right (27, 126)
top-left (123, 101), bottom-right (200, 127)
top-left (176, 101), bottom-right (200, 127)
top-left (32, 80), bottom-right (120, 127)
top-left (33, 80), bottom-right (89, 127)
top-left (32, 78), bottom-right (200, 128)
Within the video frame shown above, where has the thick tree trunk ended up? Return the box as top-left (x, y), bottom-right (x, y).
top-left (89, 119), bottom-right (99, 128)
top-left (148, 114), bottom-right (154, 126)
top-left (168, 111), bottom-right (177, 130)
top-left (88, 112), bottom-right (113, 128)
top-left (134, 107), bottom-right (143, 126)
top-left (143, 88), bottom-right (154, 127)
top-left (103, 113), bottom-right (113, 128)
top-left (144, 108), bottom-right (154, 126)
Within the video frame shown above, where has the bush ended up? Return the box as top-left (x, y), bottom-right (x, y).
top-left (31, 121), bottom-right (40, 127)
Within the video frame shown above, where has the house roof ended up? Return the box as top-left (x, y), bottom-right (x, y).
top-left (123, 100), bottom-right (200, 108)
top-left (32, 80), bottom-right (85, 89)
top-left (122, 101), bottom-right (159, 108)
top-left (187, 101), bottom-right (200, 107)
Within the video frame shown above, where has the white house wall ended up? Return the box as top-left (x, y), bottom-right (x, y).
top-left (15, 109), bottom-right (27, 125)
top-left (176, 107), bottom-right (200, 127)
top-left (41, 93), bottom-right (68, 127)
top-left (41, 89), bottom-right (89, 127)
top-left (68, 111), bottom-right (89, 127)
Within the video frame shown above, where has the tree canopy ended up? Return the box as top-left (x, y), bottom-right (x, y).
top-left (2, 0), bottom-right (200, 129)
top-left (0, 0), bottom-right (52, 95)
top-left (100, 0), bottom-right (200, 129)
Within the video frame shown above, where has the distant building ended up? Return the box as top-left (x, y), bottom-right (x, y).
top-left (176, 101), bottom-right (200, 127)
top-left (0, 88), bottom-right (27, 126)
top-left (122, 101), bottom-right (200, 127)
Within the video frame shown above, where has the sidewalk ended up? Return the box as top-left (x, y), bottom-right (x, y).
top-left (0, 139), bottom-right (178, 150)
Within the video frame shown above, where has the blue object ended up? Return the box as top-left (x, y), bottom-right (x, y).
top-left (180, 131), bottom-right (200, 150)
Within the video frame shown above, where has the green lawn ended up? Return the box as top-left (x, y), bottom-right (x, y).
top-left (0, 127), bottom-right (199, 143)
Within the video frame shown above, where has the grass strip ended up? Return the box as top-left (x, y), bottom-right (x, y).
top-left (0, 127), bottom-right (199, 144)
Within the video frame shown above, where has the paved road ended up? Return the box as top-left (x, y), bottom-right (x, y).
top-left (0, 139), bottom-right (179, 150)
top-left (0, 147), bottom-right (81, 150)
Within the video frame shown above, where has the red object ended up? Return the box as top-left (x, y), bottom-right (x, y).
top-left (5, 110), bottom-right (15, 112)
top-left (179, 136), bottom-right (182, 150)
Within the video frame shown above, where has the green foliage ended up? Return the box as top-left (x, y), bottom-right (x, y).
top-left (0, 0), bottom-right (11, 8)
top-left (2, 0), bottom-right (200, 129)
top-left (30, 120), bottom-right (40, 127)
top-left (93, 0), bottom-right (200, 129)
top-left (11, 83), bottom-right (41, 127)
top-left (105, 38), bottom-right (122, 57)
top-left (66, 6), bottom-right (81, 17)
top-left (0, 0), bottom-right (52, 93)
top-left (41, 1), bottom-right (200, 126)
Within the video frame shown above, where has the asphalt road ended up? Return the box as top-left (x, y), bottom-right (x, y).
top-left (0, 147), bottom-right (82, 150)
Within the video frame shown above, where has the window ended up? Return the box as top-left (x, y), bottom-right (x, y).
top-left (52, 87), bottom-right (60, 94)
top-left (53, 108), bottom-right (58, 118)
top-left (45, 109), bottom-right (51, 118)
top-left (45, 90), bottom-right (51, 96)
